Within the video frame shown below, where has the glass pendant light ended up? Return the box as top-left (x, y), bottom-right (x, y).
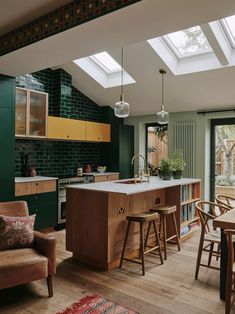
top-left (114, 47), bottom-right (130, 118)
top-left (156, 69), bottom-right (169, 125)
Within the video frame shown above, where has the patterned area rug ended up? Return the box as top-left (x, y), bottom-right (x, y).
top-left (57, 294), bottom-right (138, 314)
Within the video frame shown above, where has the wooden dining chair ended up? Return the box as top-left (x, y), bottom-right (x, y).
top-left (224, 229), bottom-right (235, 314)
top-left (195, 201), bottom-right (225, 279)
top-left (216, 194), bottom-right (235, 210)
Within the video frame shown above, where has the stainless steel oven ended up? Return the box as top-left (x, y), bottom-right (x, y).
top-left (58, 176), bottom-right (93, 225)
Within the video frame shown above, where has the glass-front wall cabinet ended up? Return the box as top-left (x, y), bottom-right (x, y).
top-left (29, 91), bottom-right (47, 137)
top-left (15, 88), bottom-right (27, 136)
top-left (16, 88), bottom-right (48, 137)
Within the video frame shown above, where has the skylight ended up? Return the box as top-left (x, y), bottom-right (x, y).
top-left (73, 51), bottom-right (136, 88)
top-left (221, 16), bottom-right (235, 48)
top-left (163, 26), bottom-right (212, 58)
top-left (90, 52), bottom-right (121, 74)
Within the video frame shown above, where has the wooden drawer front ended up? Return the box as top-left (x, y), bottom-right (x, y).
top-left (15, 191), bottom-right (57, 206)
top-left (15, 180), bottom-right (56, 196)
top-left (29, 202), bottom-right (57, 230)
top-left (86, 121), bottom-right (110, 142)
top-left (94, 174), bottom-right (119, 182)
top-left (106, 174), bottom-right (119, 181)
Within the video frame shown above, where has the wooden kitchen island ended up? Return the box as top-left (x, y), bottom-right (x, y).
top-left (66, 177), bottom-right (200, 270)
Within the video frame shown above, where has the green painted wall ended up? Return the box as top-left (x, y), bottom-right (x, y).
top-left (0, 75), bottom-right (15, 201)
top-left (125, 110), bottom-right (235, 199)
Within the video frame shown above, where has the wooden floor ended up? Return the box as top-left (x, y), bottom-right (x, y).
top-left (0, 229), bottom-right (228, 314)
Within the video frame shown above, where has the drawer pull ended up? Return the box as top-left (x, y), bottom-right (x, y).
top-left (118, 207), bottom-right (125, 214)
top-left (35, 196), bottom-right (38, 199)
top-left (36, 183), bottom-right (39, 186)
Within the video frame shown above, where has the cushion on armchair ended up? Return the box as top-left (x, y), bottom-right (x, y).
top-left (0, 214), bottom-right (35, 251)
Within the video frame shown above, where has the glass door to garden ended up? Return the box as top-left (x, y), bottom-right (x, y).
top-left (211, 118), bottom-right (235, 201)
top-left (146, 123), bottom-right (168, 175)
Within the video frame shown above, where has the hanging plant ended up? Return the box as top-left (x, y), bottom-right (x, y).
top-left (154, 125), bottom-right (168, 144)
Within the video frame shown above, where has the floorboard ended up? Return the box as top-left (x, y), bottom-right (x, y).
top-left (0, 229), bottom-right (226, 314)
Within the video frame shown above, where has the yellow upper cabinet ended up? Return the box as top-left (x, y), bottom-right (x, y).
top-left (85, 121), bottom-right (110, 142)
top-left (48, 116), bottom-right (86, 141)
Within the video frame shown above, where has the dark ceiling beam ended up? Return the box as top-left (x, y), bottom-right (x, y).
top-left (0, 0), bottom-right (142, 57)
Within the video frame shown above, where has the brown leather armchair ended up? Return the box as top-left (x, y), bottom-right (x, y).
top-left (0, 201), bottom-right (56, 297)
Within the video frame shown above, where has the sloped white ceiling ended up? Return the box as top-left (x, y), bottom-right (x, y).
top-left (1, 0), bottom-right (235, 115)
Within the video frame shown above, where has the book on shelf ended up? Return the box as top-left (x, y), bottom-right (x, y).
top-left (181, 183), bottom-right (199, 203)
top-left (189, 221), bottom-right (199, 230)
top-left (181, 184), bottom-right (193, 202)
top-left (181, 203), bottom-right (195, 223)
top-left (180, 225), bottom-right (190, 236)
top-left (191, 202), bottom-right (195, 218)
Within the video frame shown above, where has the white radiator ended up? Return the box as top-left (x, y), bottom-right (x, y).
top-left (174, 122), bottom-right (196, 178)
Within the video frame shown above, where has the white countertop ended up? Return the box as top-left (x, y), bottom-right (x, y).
top-left (15, 176), bottom-right (58, 183)
top-left (83, 172), bottom-right (119, 176)
top-left (67, 177), bottom-right (200, 195)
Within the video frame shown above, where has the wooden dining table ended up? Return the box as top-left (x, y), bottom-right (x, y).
top-left (213, 209), bottom-right (235, 300)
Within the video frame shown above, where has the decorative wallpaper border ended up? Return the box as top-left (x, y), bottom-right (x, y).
top-left (0, 0), bottom-right (141, 56)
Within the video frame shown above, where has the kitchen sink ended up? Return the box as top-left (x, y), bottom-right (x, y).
top-left (115, 179), bottom-right (143, 184)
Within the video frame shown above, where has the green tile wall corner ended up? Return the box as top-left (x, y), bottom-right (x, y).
top-left (15, 68), bottom-right (106, 178)
top-left (16, 68), bottom-right (101, 121)
top-left (0, 75), bottom-right (15, 201)
top-left (100, 106), bottom-right (134, 179)
top-left (0, 0), bottom-right (142, 56)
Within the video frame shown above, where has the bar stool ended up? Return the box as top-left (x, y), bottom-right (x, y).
top-left (150, 205), bottom-right (180, 260)
top-left (119, 212), bottom-right (163, 275)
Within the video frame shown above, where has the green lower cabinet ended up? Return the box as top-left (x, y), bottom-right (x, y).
top-left (29, 202), bottom-right (57, 230)
top-left (15, 191), bottom-right (57, 230)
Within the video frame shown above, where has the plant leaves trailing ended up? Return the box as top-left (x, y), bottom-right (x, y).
top-left (154, 124), bottom-right (168, 144)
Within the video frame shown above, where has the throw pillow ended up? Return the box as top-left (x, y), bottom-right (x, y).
top-left (0, 214), bottom-right (36, 251)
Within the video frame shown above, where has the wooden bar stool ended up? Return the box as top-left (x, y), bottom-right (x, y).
top-left (150, 205), bottom-right (180, 260)
top-left (119, 212), bottom-right (163, 275)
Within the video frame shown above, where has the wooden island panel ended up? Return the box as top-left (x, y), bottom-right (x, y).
top-left (67, 187), bottom-right (173, 270)
top-left (66, 178), bottom-right (200, 270)
top-left (66, 188), bottom-right (108, 269)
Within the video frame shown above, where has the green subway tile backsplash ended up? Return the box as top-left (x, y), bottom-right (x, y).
top-left (15, 67), bottom-right (103, 177)
top-left (15, 140), bottom-right (100, 178)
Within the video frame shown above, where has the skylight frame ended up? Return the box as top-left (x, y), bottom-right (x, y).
top-left (89, 52), bottom-right (122, 75)
top-left (162, 26), bottom-right (213, 60)
top-left (220, 18), bottom-right (235, 49)
top-left (73, 51), bottom-right (136, 89)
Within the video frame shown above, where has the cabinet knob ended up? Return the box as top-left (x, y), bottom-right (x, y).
top-left (35, 196), bottom-right (38, 199)
top-left (67, 135), bottom-right (69, 138)
top-left (35, 209), bottom-right (38, 212)
top-left (36, 183), bottom-right (39, 186)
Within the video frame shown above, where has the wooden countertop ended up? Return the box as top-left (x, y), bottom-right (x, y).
top-left (213, 209), bottom-right (235, 230)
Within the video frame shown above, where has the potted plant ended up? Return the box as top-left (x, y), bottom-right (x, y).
top-left (171, 150), bottom-right (186, 179)
top-left (159, 158), bottom-right (172, 180)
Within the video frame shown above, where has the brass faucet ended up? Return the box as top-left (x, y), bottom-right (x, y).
top-left (131, 154), bottom-right (150, 183)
